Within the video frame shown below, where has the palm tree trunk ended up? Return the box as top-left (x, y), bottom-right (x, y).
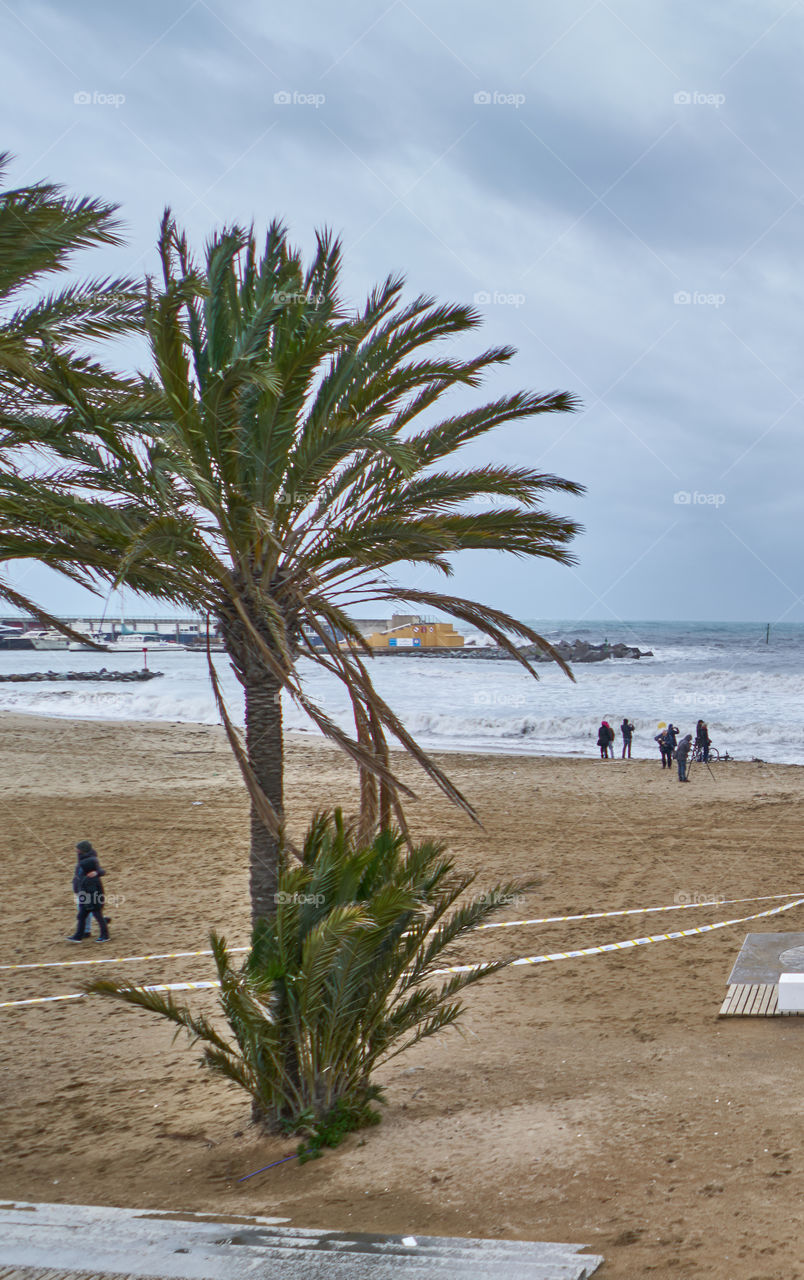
top-left (244, 660), bottom-right (284, 925)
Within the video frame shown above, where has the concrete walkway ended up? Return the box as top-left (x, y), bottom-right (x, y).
top-left (0, 1202), bottom-right (602, 1279)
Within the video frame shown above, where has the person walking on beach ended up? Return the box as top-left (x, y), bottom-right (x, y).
top-left (654, 728), bottom-right (668, 767)
top-left (597, 720), bottom-right (614, 759)
top-left (67, 840), bottom-right (109, 943)
top-left (676, 733), bottom-right (693, 782)
top-left (74, 879), bottom-right (92, 937)
top-left (620, 718), bottom-right (634, 759)
top-left (695, 719), bottom-right (710, 762)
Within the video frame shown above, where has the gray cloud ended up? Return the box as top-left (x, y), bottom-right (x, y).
top-left (2, 0), bottom-right (804, 623)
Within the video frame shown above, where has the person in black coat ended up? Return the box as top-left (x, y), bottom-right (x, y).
top-left (620, 718), bottom-right (634, 759)
top-left (67, 840), bottom-right (109, 942)
top-left (662, 724), bottom-right (679, 771)
top-left (597, 721), bottom-right (614, 758)
top-left (695, 719), bottom-right (710, 762)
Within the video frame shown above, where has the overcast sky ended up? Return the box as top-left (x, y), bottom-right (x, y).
top-left (3, 0), bottom-right (803, 626)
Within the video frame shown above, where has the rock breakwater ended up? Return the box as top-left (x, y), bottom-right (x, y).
top-left (370, 639), bottom-right (653, 662)
top-left (0, 669), bottom-right (163, 682)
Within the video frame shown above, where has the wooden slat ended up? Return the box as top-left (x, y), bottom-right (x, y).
top-left (719, 982), bottom-right (804, 1017)
top-left (719, 984), bottom-right (742, 1015)
top-left (746, 985), bottom-right (768, 1015)
top-left (740, 985), bottom-right (758, 1015)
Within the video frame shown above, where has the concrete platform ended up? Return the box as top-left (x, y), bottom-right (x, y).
top-left (727, 932), bottom-right (804, 984)
top-left (0, 1203), bottom-right (603, 1280)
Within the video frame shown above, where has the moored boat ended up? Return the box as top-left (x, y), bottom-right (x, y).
top-left (68, 631), bottom-right (111, 651)
top-left (27, 630), bottom-right (70, 650)
top-left (109, 634), bottom-right (188, 652)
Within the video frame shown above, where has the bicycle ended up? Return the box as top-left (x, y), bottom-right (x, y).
top-left (690, 744), bottom-right (731, 763)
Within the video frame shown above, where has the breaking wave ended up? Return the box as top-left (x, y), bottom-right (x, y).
top-left (1, 621), bottom-right (804, 764)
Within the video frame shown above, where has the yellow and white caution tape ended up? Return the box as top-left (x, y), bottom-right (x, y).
top-left (2, 897), bottom-right (802, 1009)
top-left (3, 892), bottom-right (801, 973)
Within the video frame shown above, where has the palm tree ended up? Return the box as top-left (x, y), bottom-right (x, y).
top-left (92, 809), bottom-right (526, 1141)
top-left (0, 152), bottom-right (143, 637)
top-left (1, 211), bottom-right (584, 922)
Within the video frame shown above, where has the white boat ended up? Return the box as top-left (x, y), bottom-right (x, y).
top-left (27, 630), bottom-right (70, 650)
top-left (69, 631), bottom-right (110, 651)
top-left (109, 634), bottom-right (188, 652)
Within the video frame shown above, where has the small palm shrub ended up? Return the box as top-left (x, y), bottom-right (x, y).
top-left (91, 811), bottom-right (524, 1152)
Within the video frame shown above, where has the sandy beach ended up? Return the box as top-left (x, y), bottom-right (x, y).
top-left (1, 711), bottom-right (802, 1280)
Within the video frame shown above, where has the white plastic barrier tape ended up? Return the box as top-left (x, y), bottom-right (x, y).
top-left (473, 891), bottom-right (804, 932)
top-left (2, 896), bottom-right (802, 1009)
top-left (2, 891), bottom-right (801, 973)
top-left (0, 981), bottom-right (221, 1008)
top-left (0, 946), bottom-right (244, 973)
top-left (430, 895), bottom-right (804, 975)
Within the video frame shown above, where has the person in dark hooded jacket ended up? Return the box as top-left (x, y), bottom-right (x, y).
top-left (676, 733), bottom-right (693, 782)
top-left (662, 724), bottom-right (679, 771)
top-left (67, 840), bottom-right (109, 942)
top-left (695, 719), bottom-right (710, 763)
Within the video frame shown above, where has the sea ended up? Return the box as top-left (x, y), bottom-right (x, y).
top-left (1, 620), bottom-right (802, 765)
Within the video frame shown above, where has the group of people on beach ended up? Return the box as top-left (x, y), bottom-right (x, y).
top-left (654, 719), bottom-right (710, 782)
top-left (596, 718), bottom-right (634, 759)
top-left (597, 717), bottom-right (711, 782)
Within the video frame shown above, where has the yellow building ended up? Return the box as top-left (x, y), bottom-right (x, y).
top-left (364, 620), bottom-right (464, 649)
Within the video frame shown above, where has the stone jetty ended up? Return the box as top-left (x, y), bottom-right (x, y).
top-left (371, 638), bottom-right (652, 662)
top-left (0, 669), bottom-right (163, 683)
